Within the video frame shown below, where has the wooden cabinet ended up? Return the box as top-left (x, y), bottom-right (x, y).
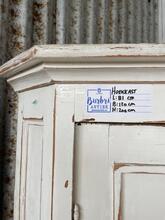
top-left (1, 45), bottom-right (165, 220)
top-left (15, 87), bottom-right (55, 220)
top-left (74, 124), bottom-right (165, 220)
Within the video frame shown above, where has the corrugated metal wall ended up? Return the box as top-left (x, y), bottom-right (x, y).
top-left (0, 79), bottom-right (6, 220)
top-left (0, 0), bottom-right (159, 219)
top-left (56, 0), bottom-right (159, 44)
top-left (0, 0), bottom-right (159, 64)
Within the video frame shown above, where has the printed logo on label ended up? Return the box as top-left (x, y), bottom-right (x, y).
top-left (87, 88), bottom-right (111, 113)
top-left (86, 85), bottom-right (152, 114)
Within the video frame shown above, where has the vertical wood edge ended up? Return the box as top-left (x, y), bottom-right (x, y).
top-left (53, 86), bottom-right (75, 220)
top-left (13, 93), bottom-right (23, 220)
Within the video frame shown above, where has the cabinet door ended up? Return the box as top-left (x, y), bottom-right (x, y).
top-left (74, 124), bottom-right (110, 220)
top-left (74, 124), bottom-right (165, 220)
top-left (111, 125), bottom-right (165, 220)
top-left (14, 86), bottom-right (55, 220)
top-left (114, 165), bottom-right (165, 220)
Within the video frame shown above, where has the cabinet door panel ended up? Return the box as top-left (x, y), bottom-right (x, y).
top-left (26, 124), bottom-right (43, 220)
top-left (109, 125), bottom-right (165, 164)
top-left (74, 124), bottom-right (165, 220)
top-left (15, 86), bottom-right (55, 220)
top-left (110, 126), bottom-right (165, 220)
top-left (74, 124), bottom-right (110, 220)
top-left (114, 166), bottom-right (165, 220)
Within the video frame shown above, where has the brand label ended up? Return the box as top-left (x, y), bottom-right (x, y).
top-left (87, 85), bottom-right (152, 114)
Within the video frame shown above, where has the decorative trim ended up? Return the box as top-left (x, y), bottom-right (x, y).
top-left (2, 45), bottom-right (165, 79)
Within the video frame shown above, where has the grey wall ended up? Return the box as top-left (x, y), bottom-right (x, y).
top-left (0, 0), bottom-right (159, 219)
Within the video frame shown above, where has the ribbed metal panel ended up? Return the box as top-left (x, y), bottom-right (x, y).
top-left (0, 79), bottom-right (6, 220)
top-left (0, 0), bottom-right (159, 64)
top-left (0, 1), bottom-right (159, 220)
top-left (0, 0), bottom-right (7, 64)
top-left (56, 0), bottom-right (159, 44)
top-left (57, 0), bottom-right (159, 44)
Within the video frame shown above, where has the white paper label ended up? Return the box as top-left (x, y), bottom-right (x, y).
top-left (86, 85), bottom-right (152, 114)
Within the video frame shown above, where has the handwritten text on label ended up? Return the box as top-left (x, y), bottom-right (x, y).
top-left (87, 85), bottom-right (152, 114)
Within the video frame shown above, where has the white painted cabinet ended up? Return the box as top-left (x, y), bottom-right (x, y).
top-left (1, 44), bottom-right (165, 220)
top-left (15, 87), bottom-right (55, 220)
top-left (74, 124), bottom-right (165, 220)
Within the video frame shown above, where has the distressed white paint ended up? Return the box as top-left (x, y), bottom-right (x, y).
top-left (109, 125), bottom-right (165, 164)
top-left (114, 165), bottom-right (165, 220)
top-left (111, 126), bottom-right (165, 220)
top-left (74, 124), bottom-right (165, 219)
top-left (14, 86), bottom-right (55, 220)
top-left (74, 124), bottom-right (110, 220)
top-left (8, 66), bottom-right (165, 92)
top-left (2, 45), bottom-right (165, 220)
top-left (14, 96), bottom-right (23, 220)
top-left (52, 86), bottom-right (75, 220)
top-left (0, 45), bottom-right (165, 92)
top-left (25, 122), bottom-right (43, 220)
top-left (2, 44), bottom-right (165, 77)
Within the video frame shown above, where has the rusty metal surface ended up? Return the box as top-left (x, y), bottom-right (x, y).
top-left (56, 0), bottom-right (158, 44)
top-left (3, 86), bottom-right (17, 220)
top-left (7, 0), bottom-right (31, 59)
top-left (32, 0), bottom-right (56, 44)
top-left (0, 0), bottom-right (159, 219)
top-left (0, 79), bottom-right (6, 220)
top-left (0, 0), bottom-right (8, 64)
top-left (0, 0), bottom-right (159, 64)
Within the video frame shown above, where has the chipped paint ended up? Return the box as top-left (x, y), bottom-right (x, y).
top-left (113, 163), bottom-right (128, 171)
top-left (81, 118), bottom-right (96, 123)
top-left (64, 180), bottom-right (69, 188)
top-left (0, 1), bottom-right (160, 220)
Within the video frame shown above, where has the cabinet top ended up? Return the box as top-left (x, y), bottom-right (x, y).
top-left (1, 44), bottom-right (165, 79)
